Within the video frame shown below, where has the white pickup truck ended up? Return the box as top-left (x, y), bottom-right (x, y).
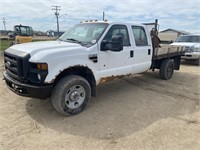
top-left (170, 34), bottom-right (200, 65)
top-left (3, 21), bottom-right (184, 115)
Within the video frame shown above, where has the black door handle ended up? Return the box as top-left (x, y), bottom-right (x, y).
top-left (148, 49), bottom-right (151, 55)
top-left (130, 50), bottom-right (134, 57)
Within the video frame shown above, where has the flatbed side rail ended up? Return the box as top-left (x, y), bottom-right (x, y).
top-left (151, 46), bottom-right (185, 70)
top-left (152, 51), bottom-right (185, 60)
top-left (152, 45), bottom-right (185, 60)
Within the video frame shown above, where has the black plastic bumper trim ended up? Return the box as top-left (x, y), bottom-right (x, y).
top-left (3, 71), bottom-right (53, 99)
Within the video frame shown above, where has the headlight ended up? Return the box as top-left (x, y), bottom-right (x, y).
top-left (29, 62), bottom-right (48, 84)
top-left (194, 47), bottom-right (200, 52)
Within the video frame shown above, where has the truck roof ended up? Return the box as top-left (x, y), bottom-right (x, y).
top-left (80, 21), bottom-right (145, 27)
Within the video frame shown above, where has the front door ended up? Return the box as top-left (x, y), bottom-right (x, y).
top-left (98, 24), bottom-right (134, 78)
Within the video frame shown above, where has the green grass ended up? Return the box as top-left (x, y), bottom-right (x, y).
top-left (0, 40), bottom-right (12, 51)
top-left (0, 38), bottom-right (56, 51)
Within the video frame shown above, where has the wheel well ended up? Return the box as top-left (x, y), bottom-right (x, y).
top-left (54, 66), bottom-right (96, 97)
top-left (173, 56), bottom-right (181, 70)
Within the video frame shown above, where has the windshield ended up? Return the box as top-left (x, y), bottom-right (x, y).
top-left (175, 35), bottom-right (200, 43)
top-left (59, 23), bottom-right (109, 46)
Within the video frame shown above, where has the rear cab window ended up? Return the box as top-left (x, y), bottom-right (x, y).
top-left (132, 26), bottom-right (148, 46)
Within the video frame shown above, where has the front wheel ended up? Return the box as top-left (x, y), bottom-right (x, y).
top-left (159, 59), bottom-right (174, 80)
top-left (51, 75), bottom-right (91, 116)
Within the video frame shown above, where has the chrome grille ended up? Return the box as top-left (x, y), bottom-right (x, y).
top-left (4, 53), bottom-right (19, 79)
top-left (4, 52), bottom-right (30, 81)
top-left (185, 46), bottom-right (193, 53)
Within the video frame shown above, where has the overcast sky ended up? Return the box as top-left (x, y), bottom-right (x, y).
top-left (0, 0), bottom-right (199, 33)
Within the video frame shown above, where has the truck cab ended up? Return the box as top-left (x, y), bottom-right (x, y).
top-left (3, 21), bottom-right (183, 115)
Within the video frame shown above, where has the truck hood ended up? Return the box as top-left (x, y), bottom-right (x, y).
top-left (7, 40), bottom-right (85, 56)
top-left (170, 42), bottom-right (200, 48)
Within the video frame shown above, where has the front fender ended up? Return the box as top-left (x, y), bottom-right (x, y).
top-left (44, 59), bottom-right (98, 83)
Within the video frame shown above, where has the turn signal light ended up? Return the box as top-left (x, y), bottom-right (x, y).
top-left (37, 63), bottom-right (48, 70)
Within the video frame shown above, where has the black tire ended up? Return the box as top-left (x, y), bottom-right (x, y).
top-left (195, 58), bottom-right (200, 66)
top-left (159, 59), bottom-right (174, 80)
top-left (51, 75), bottom-right (91, 116)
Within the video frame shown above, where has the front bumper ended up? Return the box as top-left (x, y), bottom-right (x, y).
top-left (182, 52), bottom-right (200, 60)
top-left (3, 71), bottom-right (53, 99)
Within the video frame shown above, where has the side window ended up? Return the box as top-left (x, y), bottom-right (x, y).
top-left (103, 25), bottom-right (130, 46)
top-left (132, 26), bottom-right (148, 46)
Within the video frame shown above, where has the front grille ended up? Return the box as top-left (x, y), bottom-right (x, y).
top-left (4, 52), bottom-right (30, 81)
top-left (185, 46), bottom-right (193, 53)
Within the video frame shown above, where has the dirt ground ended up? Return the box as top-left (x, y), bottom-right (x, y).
top-left (0, 52), bottom-right (200, 150)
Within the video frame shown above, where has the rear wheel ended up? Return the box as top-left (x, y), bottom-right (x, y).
top-left (195, 58), bottom-right (200, 66)
top-left (159, 59), bottom-right (174, 80)
top-left (51, 75), bottom-right (91, 116)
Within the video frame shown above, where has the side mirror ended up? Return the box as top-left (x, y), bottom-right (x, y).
top-left (111, 35), bottom-right (123, 52)
top-left (100, 35), bottom-right (123, 52)
top-left (100, 40), bottom-right (108, 51)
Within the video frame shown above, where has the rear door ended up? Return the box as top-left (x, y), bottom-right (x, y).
top-left (131, 25), bottom-right (152, 73)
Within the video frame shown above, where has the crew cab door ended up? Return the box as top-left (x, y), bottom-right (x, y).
top-left (131, 26), bottom-right (152, 73)
top-left (98, 24), bottom-right (134, 78)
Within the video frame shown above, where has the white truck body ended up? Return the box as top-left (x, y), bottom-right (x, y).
top-left (3, 21), bottom-right (184, 115)
top-left (5, 22), bottom-right (153, 84)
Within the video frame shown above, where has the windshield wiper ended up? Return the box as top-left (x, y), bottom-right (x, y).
top-left (66, 38), bottom-right (82, 44)
top-left (58, 38), bottom-right (63, 41)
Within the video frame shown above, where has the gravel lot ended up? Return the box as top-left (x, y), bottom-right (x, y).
top-left (0, 52), bottom-right (200, 150)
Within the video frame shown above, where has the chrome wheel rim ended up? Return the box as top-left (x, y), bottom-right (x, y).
top-left (167, 64), bottom-right (173, 78)
top-left (65, 85), bottom-right (86, 109)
